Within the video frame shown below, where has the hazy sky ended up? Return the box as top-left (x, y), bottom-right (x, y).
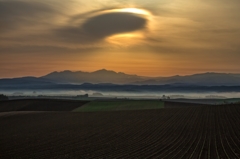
top-left (1, 0), bottom-right (240, 78)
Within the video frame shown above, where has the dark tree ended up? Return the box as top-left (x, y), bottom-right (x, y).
top-left (0, 94), bottom-right (8, 101)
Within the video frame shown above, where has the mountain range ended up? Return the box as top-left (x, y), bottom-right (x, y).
top-left (1, 69), bottom-right (240, 86)
top-left (41, 69), bottom-right (147, 84)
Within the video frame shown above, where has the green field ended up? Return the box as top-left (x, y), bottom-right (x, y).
top-left (207, 98), bottom-right (240, 105)
top-left (73, 100), bottom-right (164, 112)
top-left (222, 98), bottom-right (240, 104)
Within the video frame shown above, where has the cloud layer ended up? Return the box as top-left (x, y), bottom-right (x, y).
top-left (1, 0), bottom-right (240, 77)
top-left (0, 1), bottom-right (57, 33)
top-left (55, 11), bottom-right (148, 44)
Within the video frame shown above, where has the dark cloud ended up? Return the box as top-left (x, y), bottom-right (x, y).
top-left (55, 12), bottom-right (148, 43)
top-left (0, 1), bottom-right (56, 32)
top-left (82, 12), bottom-right (147, 38)
top-left (69, 7), bottom-right (117, 23)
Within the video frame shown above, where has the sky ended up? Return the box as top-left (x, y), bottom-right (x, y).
top-left (1, 0), bottom-right (240, 78)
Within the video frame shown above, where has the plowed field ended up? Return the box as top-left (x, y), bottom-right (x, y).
top-left (1, 104), bottom-right (240, 158)
top-left (0, 99), bottom-right (88, 112)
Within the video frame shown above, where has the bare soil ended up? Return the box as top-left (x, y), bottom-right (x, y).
top-left (0, 103), bottom-right (240, 158)
top-left (0, 99), bottom-right (89, 112)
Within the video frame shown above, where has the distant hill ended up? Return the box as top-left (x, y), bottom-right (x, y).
top-left (135, 72), bottom-right (240, 86)
top-left (1, 70), bottom-right (240, 87)
top-left (41, 69), bottom-right (147, 84)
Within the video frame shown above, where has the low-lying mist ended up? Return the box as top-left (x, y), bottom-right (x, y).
top-left (2, 89), bottom-right (240, 99)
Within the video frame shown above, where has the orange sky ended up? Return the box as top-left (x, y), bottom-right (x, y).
top-left (1, 0), bottom-right (240, 78)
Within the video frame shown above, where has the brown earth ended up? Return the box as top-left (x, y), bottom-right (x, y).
top-left (0, 103), bottom-right (240, 158)
top-left (0, 99), bottom-right (89, 112)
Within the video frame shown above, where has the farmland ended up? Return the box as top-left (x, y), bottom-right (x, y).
top-left (0, 99), bottom-right (240, 158)
top-left (0, 99), bottom-right (88, 112)
top-left (73, 100), bottom-right (164, 112)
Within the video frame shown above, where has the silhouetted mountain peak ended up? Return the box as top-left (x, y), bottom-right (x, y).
top-left (92, 69), bottom-right (116, 74)
top-left (62, 70), bottom-right (72, 73)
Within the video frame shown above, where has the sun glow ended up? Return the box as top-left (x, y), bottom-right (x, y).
top-left (106, 32), bottom-right (144, 45)
top-left (113, 8), bottom-right (151, 16)
top-left (102, 8), bottom-right (152, 16)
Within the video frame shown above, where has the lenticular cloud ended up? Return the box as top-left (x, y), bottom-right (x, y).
top-left (81, 12), bottom-right (147, 38)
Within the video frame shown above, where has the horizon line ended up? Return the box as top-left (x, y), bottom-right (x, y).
top-left (1, 69), bottom-right (240, 79)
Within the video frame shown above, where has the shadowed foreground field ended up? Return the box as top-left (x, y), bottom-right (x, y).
top-left (1, 103), bottom-right (240, 158)
top-left (0, 99), bottom-right (89, 112)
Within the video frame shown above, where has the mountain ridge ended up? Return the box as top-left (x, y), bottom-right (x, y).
top-left (41, 69), bottom-right (146, 84)
top-left (1, 69), bottom-right (240, 86)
